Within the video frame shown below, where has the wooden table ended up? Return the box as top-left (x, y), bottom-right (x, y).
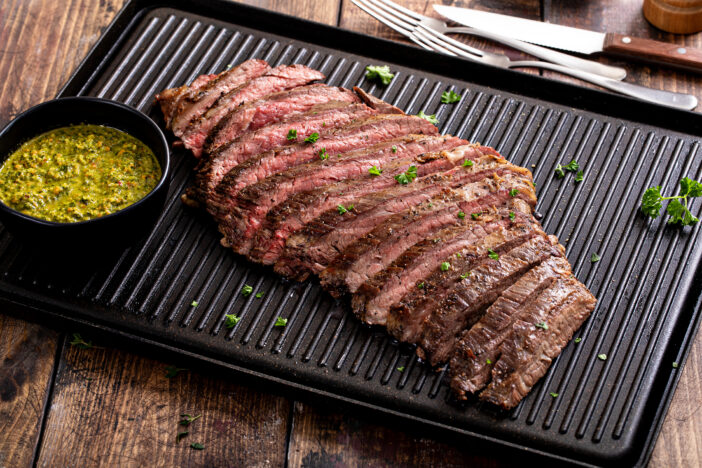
top-left (1, 1), bottom-right (700, 466)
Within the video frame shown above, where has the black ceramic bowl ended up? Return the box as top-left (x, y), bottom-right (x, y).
top-left (0, 97), bottom-right (170, 249)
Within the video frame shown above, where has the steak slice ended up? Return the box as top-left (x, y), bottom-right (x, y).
top-left (212, 114), bottom-right (439, 244)
top-left (419, 233), bottom-right (566, 366)
top-left (186, 101), bottom-right (375, 208)
top-left (232, 135), bottom-right (461, 258)
top-left (352, 209), bottom-right (532, 326)
top-left (478, 277), bottom-right (596, 409)
top-left (167, 59), bottom-right (270, 135)
top-left (156, 72), bottom-right (217, 126)
top-left (449, 256), bottom-right (573, 398)
top-left (181, 64), bottom-right (326, 157)
top-left (386, 222), bottom-right (542, 345)
top-left (205, 84), bottom-right (363, 154)
top-left (319, 170), bottom-right (537, 297)
top-left (269, 138), bottom-right (476, 272)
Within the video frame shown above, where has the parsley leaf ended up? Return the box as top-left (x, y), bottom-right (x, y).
top-left (535, 322), bottom-right (548, 330)
top-left (460, 272), bottom-right (471, 279)
top-left (488, 249), bottom-right (499, 260)
top-left (255, 291), bottom-right (265, 299)
top-left (69, 332), bottom-right (93, 349)
top-left (550, 392), bottom-right (559, 398)
top-left (304, 132), bottom-right (319, 143)
top-left (241, 285), bottom-right (253, 297)
top-left (471, 213), bottom-right (479, 220)
top-left (287, 129), bottom-right (297, 141)
top-left (575, 337), bottom-right (582, 343)
top-left (672, 362), bottom-right (679, 368)
top-left (417, 282), bottom-right (424, 289)
top-left (441, 262), bottom-right (450, 271)
top-left (486, 358), bottom-right (492, 364)
top-left (554, 164), bottom-right (565, 179)
top-left (190, 443), bottom-right (204, 450)
top-left (179, 414), bottom-right (201, 426)
top-left (575, 170), bottom-right (584, 182)
top-left (337, 204), bottom-right (350, 214)
top-left (509, 189), bottom-right (519, 197)
top-left (275, 317), bottom-right (288, 327)
top-left (191, 300), bottom-right (199, 307)
top-left (397, 366), bottom-right (405, 372)
top-left (165, 366), bottom-right (187, 378)
top-left (564, 160), bottom-right (579, 172)
top-left (509, 211), bottom-right (516, 221)
top-left (441, 90), bottom-right (461, 104)
top-left (176, 431), bottom-right (189, 443)
top-left (416, 110), bottom-right (439, 125)
top-left (462, 159), bottom-right (474, 168)
top-left (590, 253), bottom-right (601, 263)
top-left (391, 145), bottom-right (397, 153)
top-left (641, 178), bottom-right (701, 226)
top-left (458, 211), bottom-right (465, 219)
top-left (369, 165), bottom-right (383, 176)
top-left (597, 353), bottom-right (607, 361)
top-left (318, 148), bottom-right (328, 160)
top-left (394, 165), bottom-right (417, 185)
top-left (225, 314), bottom-right (240, 328)
top-left (365, 65), bottom-right (394, 85)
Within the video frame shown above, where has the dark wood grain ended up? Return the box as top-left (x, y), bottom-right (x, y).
top-left (0, 315), bottom-right (58, 468)
top-left (36, 336), bottom-right (290, 467)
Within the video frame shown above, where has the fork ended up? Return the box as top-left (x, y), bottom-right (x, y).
top-left (353, 0), bottom-right (698, 110)
top-left (356, 0), bottom-right (626, 80)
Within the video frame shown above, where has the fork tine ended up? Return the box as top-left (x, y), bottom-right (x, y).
top-left (352, 0), bottom-right (414, 37)
top-left (412, 29), bottom-right (462, 57)
top-left (375, 0), bottom-right (424, 22)
top-left (417, 24), bottom-right (485, 58)
top-left (363, 0), bottom-right (418, 29)
top-left (369, 0), bottom-right (420, 25)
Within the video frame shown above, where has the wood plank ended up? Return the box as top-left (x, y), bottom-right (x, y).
top-left (0, 315), bottom-right (59, 468)
top-left (36, 336), bottom-right (291, 467)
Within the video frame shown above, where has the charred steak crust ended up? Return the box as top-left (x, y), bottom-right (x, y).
top-left (156, 62), bottom-right (597, 410)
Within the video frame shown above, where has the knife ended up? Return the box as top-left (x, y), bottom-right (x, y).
top-left (434, 5), bottom-right (702, 73)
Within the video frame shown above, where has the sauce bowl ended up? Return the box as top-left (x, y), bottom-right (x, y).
top-left (0, 97), bottom-right (170, 249)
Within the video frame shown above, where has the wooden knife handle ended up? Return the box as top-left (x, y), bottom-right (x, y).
top-left (603, 32), bottom-right (702, 72)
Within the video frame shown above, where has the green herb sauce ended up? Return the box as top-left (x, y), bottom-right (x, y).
top-left (0, 125), bottom-right (161, 223)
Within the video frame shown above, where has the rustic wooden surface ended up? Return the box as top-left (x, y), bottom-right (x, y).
top-left (0, 0), bottom-right (700, 467)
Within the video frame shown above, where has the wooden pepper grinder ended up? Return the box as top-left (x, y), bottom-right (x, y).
top-left (644, 0), bottom-right (702, 33)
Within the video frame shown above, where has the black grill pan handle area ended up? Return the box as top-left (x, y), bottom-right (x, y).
top-left (2, 1), bottom-right (701, 466)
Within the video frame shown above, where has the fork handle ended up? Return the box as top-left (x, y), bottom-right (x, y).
top-left (512, 60), bottom-right (698, 110)
top-left (449, 26), bottom-right (627, 81)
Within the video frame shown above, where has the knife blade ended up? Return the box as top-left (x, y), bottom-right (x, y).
top-left (433, 4), bottom-right (702, 73)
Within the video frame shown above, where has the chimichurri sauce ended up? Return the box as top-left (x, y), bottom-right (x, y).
top-left (0, 125), bottom-right (161, 223)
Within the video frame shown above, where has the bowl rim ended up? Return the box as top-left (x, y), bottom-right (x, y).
top-left (0, 96), bottom-right (171, 228)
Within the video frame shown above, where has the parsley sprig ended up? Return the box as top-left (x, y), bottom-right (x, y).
top-left (365, 65), bottom-right (394, 85)
top-left (441, 90), bottom-right (461, 104)
top-left (394, 165), bottom-right (417, 185)
top-left (416, 110), bottom-right (439, 125)
top-left (641, 177), bottom-right (701, 226)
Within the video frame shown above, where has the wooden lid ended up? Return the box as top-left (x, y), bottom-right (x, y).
top-left (644, 0), bottom-right (702, 34)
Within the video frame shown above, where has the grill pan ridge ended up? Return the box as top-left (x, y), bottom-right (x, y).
top-left (1, 1), bottom-right (701, 466)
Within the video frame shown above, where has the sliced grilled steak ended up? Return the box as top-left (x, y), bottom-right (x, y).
top-left (269, 138), bottom-right (476, 272)
top-left (232, 135), bottom-right (460, 258)
top-left (353, 86), bottom-right (403, 114)
top-left (212, 114), bottom-right (439, 245)
top-left (386, 222), bottom-right (541, 345)
top-left (186, 101), bottom-right (375, 208)
top-left (419, 233), bottom-right (566, 366)
top-left (352, 210), bottom-right (532, 326)
top-left (156, 72), bottom-right (217, 126)
top-left (167, 59), bottom-right (270, 135)
top-left (449, 256), bottom-right (573, 398)
top-left (479, 277), bottom-right (596, 409)
top-left (275, 147), bottom-right (510, 279)
top-left (205, 84), bottom-right (363, 154)
top-left (181, 64), bottom-right (326, 157)
top-left (319, 170), bottom-right (537, 297)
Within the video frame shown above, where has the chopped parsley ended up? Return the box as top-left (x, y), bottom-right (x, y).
top-left (575, 337), bottom-right (582, 343)
top-left (509, 189), bottom-right (519, 197)
top-left (179, 414), bottom-right (201, 426)
top-left (225, 314), bottom-right (240, 328)
top-left (397, 366), bottom-right (405, 372)
top-left (441, 262), bottom-right (450, 271)
top-left (241, 285), bottom-right (253, 297)
top-left (590, 253), bottom-right (601, 263)
top-left (462, 159), bottom-right (474, 168)
top-left (190, 443), bottom-right (204, 450)
top-left (191, 300), bottom-right (198, 307)
top-left (509, 211), bottom-right (516, 221)
top-left (286, 129), bottom-right (297, 140)
top-left (275, 317), bottom-right (288, 327)
top-left (471, 213), bottom-right (479, 220)
top-left (564, 159), bottom-right (580, 172)
top-left (165, 366), bottom-right (187, 378)
top-left (394, 165), bottom-right (418, 185)
top-left (441, 90), bottom-right (461, 104)
top-left (641, 177), bottom-right (701, 226)
top-left (486, 358), bottom-right (492, 364)
top-left (554, 164), bottom-right (565, 179)
top-left (369, 165), bottom-right (383, 176)
top-left (456, 253), bottom-right (461, 258)
top-left (550, 392), bottom-right (559, 398)
top-left (255, 291), bottom-right (265, 299)
top-left (318, 148), bottom-right (328, 160)
top-left (575, 170), bottom-right (584, 182)
top-left (416, 110), bottom-right (439, 125)
top-left (458, 211), bottom-right (465, 219)
top-left (337, 204), bottom-right (352, 214)
top-left (417, 282), bottom-right (424, 289)
top-left (488, 249), bottom-right (499, 260)
top-left (392, 145), bottom-right (397, 153)
top-left (535, 322), bottom-right (548, 330)
top-left (597, 353), bottom-right (607, 361)
top-left (673, 362), bottom-right (679, 368)
top-left (460, 272), bottom-right (471, 279)
top-left (365, 65), bottom-right (394, 85)
top-left (304, 132), bottom-right (320, 143)
top-left (69, 332), bottom-right (93, 349)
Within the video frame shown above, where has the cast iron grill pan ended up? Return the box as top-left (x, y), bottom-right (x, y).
top-left (1, 1), bottom-right (701, 466)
